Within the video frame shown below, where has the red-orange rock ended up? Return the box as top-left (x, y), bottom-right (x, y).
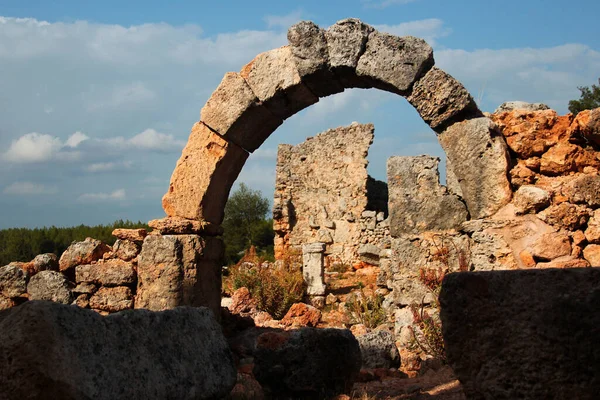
top-left (281, 302), bottom-right (322, 327)
top-left (59, 238), bottom-right (111, 272)
top-left (527, 232), bottom-right (572, 261)
top-left (583, 244), bottom-right (600, 266)
top-left (111, 228), bottom-right (147, 242)
top-left (540, 143), bottom-right (578, 175)
top-left (568, 107), bottom-right (600, 146)
top-left (228, 287), bottom-right (258, 316)
top-left (89, 286), bottom-right (133, 313)
top-left (492, 109), bottom-right (574, 158)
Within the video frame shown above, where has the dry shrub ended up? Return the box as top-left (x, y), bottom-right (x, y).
top-left (345, 289), bottom-right (387, 329)
top-left (224, 247), bottom-right (305, 319)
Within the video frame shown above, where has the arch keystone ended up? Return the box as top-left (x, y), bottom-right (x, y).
top-left (162, 122), bottom-right (249, 224)
top-left (356, 32), bottom-right (434, 95)
top-left (287, 21), bottom-right (344, 97)
top-left (325, 18), bottom-right (374, 88)
top-left (200, 72), bottom-right (282, 152)
top-left (240, 46), bottom-right (319, 120)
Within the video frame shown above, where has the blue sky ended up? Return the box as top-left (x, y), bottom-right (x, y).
top-left (0, 0), bottom-right (599, 228)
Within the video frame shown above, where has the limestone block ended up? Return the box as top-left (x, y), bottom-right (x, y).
top-left (31, 253), bottom-right (59, 273)
top-left (562, 174), bottom-right (600, 207)
top-left (27, 270), bottom-right (73, 304)
top-left (439, 117), bottom-right (512, 219)
top-left (387, 156), bottom-right (467, 236)
top-left (0, 264), bottom-right (28, 298)
top-left (445, 159), bottom-right (463, 198)
top-left (585, 210), bottom-right (600, 243)
top-left (407, 67), bottom-right (476, 130)
top-left (325, 18), bottom-right (374, 87)
top-left (162, 122), bottom-right (249, 224)
top-left (302, 242), bottom-right (326, 296)
top-left (287, 21), bottom-right (344, 97)
top-left (0, 301), bottom-right (236, 400)
top-left (527, 232), bottom-right (572, 261)
top-left (569, 107), bottom-right (600, 146)
top-left (494, 101), bottom-right (550, 113)
top-left (440, 268), bottom-right (600, 399)
top-left (538, 202), bottom-right (591, 231)
top-left (89, 286), bottom-right (133, 313)
top-left (111, 239), bottom-right (140, 262)
top-left (111, 228), bottom-right (147, 242)
top-left (200, 72), bottom-right (282, 152)
top-left (583, 244), bottom-right (600, 266)
top-left (148, 216), bottom-right (223, 236)
top-left (136, 234), bottom-right (222, 318)
top-left (358, 243), bottom-right (381, 266)
top-left (356, 330), bottom-right (401, 369)
top-left (59, 237), bottom-right (111, 272)
top-left (240, 46), bottom-right (319, 120)
top-left (76, 259), bottom-right (136, 287)
top-left (512, 185), bottom-right (551, 215)
top-left (356, 31), bottom-right (434, 95)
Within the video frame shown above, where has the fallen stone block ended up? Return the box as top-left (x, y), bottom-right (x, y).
top-left (27, 270), bottom-right (72, 304)
top-left (0, 301), bottom-right (236, 400)
top-left (59, 237), bottom-right (111, 272)
top-left (440, 268), bottom-right (600, 399)
top-left (355, 329), bottom-right (401, 369)
top-left (0, 264), bottom-right (28, 298)
top-left (76, 259), bottom-right (136, 286)
top-left (254, 328), bottom-right (361, 398)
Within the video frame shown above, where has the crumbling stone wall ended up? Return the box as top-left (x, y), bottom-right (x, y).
top-left (273, 122), bottom-right (388, 265)
top-left (0, 225), bottom-right (223, 318)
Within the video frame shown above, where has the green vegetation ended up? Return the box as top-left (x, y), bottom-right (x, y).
top-left (568, 78), bottom-right (600, 115)
top-left (0, 220), bottom-right (148, 266)
top-left (222, 183), bottom-right (274, 264)
top-left (345, 289), bottom-right (387, 329)
top-left (224, 252), bottom-right (305, 319)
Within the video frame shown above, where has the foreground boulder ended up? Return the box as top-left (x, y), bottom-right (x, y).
top-left (440, 268), bottom-right (600, 400)
top-left (0, 301), bottom-right (236, 400)
top-left (253, 328), bottom-right (361, 398)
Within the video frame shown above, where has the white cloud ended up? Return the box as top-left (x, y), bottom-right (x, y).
top-left (85, 161), bottom-right (132, 173)
top-left (363, 0), bottom-right (419, 9)
top-left (264, 10), bottom-right (305, 29)
top-left (3, 133), bottom-right (64, 163)
top-left (78, 189), bottom-right (126, 202)
top-left (86, 82), bottom-right (157, 111)
top-left (65, 131), bottom-right (89, 148)
top-left (3, 181), bottom-right (58, 195)
top-left (436, 44), bottom-right (600, 112)
top-left (102, 129), bottom-right (185, 152)
top-left (375, 19), bottom-right (451, 46)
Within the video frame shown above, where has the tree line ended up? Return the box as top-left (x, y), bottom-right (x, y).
top-left (0, 220), bottom-right (149, 266)
top-left (0, 184), bottom-right (275, 266)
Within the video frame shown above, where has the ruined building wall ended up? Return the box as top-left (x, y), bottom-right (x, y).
top-left (273, 122), bottom-right (388, 265)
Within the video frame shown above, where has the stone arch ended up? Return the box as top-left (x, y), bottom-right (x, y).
top-left (162, 18), bottom-right (512, 227)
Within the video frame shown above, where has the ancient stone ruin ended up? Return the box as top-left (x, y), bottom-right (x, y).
top-left (2, 17), bottom-right (600, 399)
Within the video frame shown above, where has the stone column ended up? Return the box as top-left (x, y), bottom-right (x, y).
top-left (136, 219), bottom-right (224, 321)
top-left (302, 242), bottom-right (326, 307)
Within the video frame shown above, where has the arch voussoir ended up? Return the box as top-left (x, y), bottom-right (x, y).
top-left (162, 122), bottom-right (249, 224)
top-left (356, 31), bottom-right (434, 95)
top-left (407, 67), bottom-right (480, 132)
top-left (287, 21), bottom-right (345, 97)
top-left (200, 72), bottom-right (282, 153)
top-left (239, 46), bottom-right (319, 121)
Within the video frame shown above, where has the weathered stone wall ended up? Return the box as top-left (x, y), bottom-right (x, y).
top-left (273, 122), bottom-right (388, 266)
top-left (0, 226), bottom-right (223, 318)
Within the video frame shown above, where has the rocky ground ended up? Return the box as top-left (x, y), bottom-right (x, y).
top-left (223, 261), bottom-right (465, 399)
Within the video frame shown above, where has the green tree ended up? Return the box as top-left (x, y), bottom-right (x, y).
top-left (568, 78), bottom-right (600, 115)
top-left (222, 183), bottom-right (274, 263)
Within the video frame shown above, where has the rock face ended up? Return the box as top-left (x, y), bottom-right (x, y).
top-left (356, 330), bottom-right (401, 369)
top-left (0, 301), bottom-right (236, 400)
top-left (440, 269), bottom-right (600, 399)
top-left (253, 328), bottom-right (362, 397)
top-left (387, 156), bottom-right (467, 235)
top-left (59, 238), bottom-right (111, 272)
